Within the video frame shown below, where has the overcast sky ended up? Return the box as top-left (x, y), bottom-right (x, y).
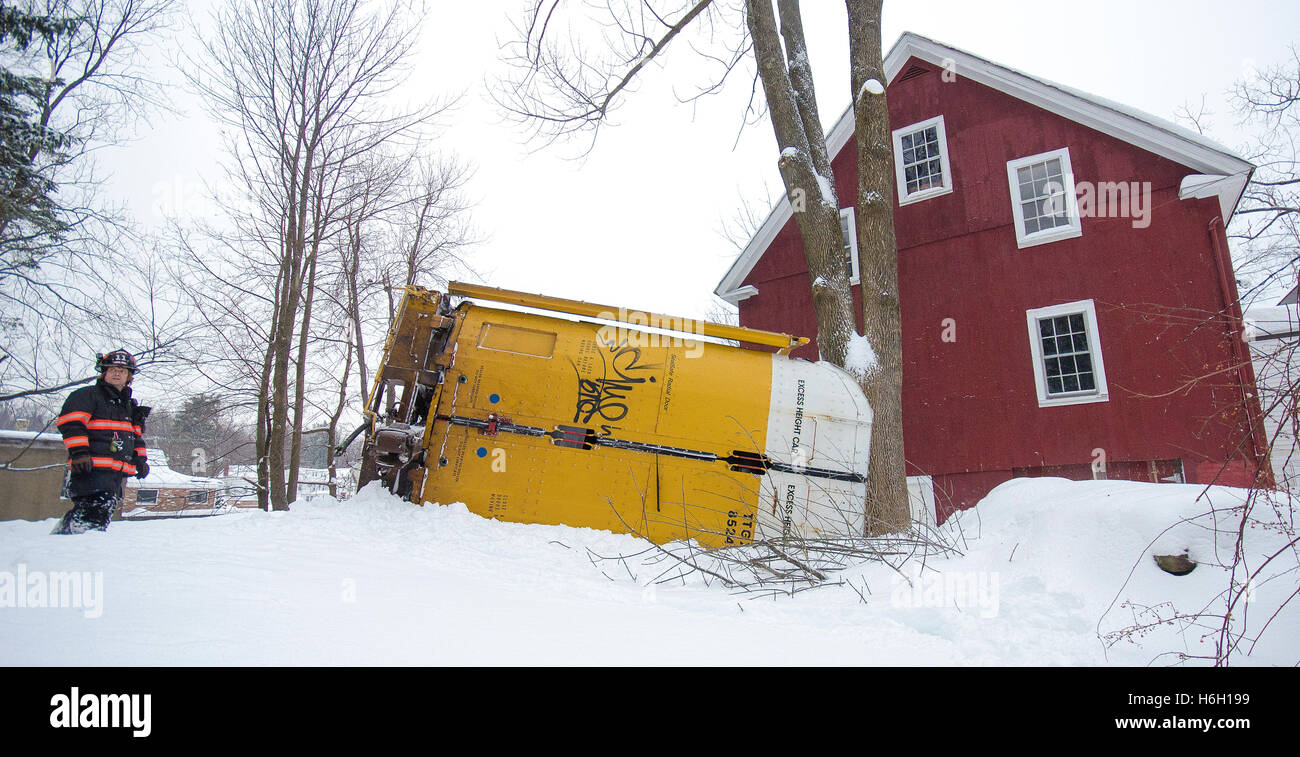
top-left (106, 0), bottom-right (1300, 325)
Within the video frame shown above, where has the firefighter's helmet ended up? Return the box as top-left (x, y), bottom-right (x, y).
top-left (96, 349), bottom-right (137, 374)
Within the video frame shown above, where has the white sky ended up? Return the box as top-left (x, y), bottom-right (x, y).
top-left (106, 0), bottom-right (1300, 324)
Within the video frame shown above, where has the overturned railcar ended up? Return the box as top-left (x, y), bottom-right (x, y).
top-left (356, 283), bottom-right (872, 547)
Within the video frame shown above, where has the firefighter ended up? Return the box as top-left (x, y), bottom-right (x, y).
top-left (51, 350), bottom-right (151, 534)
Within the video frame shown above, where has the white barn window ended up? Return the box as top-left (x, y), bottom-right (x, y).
top-left (841, 207), bottom-right (859, 284)
top-left (1026, 299), bottom-right (1109, 407)
top-left (1007, 147), bottom-right (1082, 248)
top-left (892, 115), bottom-right (953, 205)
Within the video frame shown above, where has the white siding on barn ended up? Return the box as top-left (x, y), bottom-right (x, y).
top-left (1245, 304), bottom-right (1300, 491)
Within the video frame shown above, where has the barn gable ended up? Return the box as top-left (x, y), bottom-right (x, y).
top-left (715, 32), bottom-right (1252, 304)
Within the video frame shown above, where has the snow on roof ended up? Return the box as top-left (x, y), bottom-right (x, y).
top-left (880, 32), bottom-right (1251, 176)
top-left (1244, 304), bottom-right (1300, 340)
top-left (0, 429), bottom-right (62, 444)
top-left (223, 466), bottom-right (345, 483)
top-left (128, 448), bottom-right (223, 490)
top-left (903, 33), bottom-right (1245, 163)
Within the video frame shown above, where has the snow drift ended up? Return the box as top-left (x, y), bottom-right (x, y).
top-left (0, 477), bottom-right (1294, 665)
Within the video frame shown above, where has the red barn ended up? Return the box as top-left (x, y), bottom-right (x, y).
top-left (715, 33), bottom-right (1267, 522)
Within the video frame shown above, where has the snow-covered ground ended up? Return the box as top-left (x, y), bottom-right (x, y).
top-left (1, 477), bottom-right (1295, 665)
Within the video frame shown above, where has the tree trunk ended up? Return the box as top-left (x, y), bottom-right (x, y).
top-left (746, 0), bottom-right (909, 535)
top-left (745, 0), bottom-right (857, 368)
top-left (256, 267), bottom-right (285, 512)
top-left (346, 222), bottom-right (369, 402)
top-left (269, 109), bottom-right (317, 511)
top-left (268, 231), bottom-right (301, 511)
top-left (327, 337), bottom-right (355, 499)
top-left (255, 376), bottom-right (270, 511)
top-left (385, 274), bottom-right (396, 325)
top-left (847, 0), bottom-right (908, 534)
top-left (288, 244), bottom-right (320, 504)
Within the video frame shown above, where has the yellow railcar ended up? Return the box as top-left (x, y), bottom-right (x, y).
top-left (357, 283), bottom-right (872, 547)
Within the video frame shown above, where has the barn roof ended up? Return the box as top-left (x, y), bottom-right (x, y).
top-left (0, 429), bottom-right (63, 445)
top-left (1244, 303), bottom-right (1300, 341)
top-left (715, 32), bottom-right (1255, 303)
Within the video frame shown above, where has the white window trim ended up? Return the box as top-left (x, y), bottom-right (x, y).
top-left (1025, 299), bottom-right (1109, 408)
top-left (906, 475), bottom-right (936, 526)
top-left (891, 115), bottom-right (954, 206)
top-left (1007, 147), bottom-right (1083, 248)
top-left (841, 207), bottom-right (860, 285)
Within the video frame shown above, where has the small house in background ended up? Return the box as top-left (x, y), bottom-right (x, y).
top-left (122, 448), bottom-right (225, 520)
top-left (295, 466), bottom-right (357, 500)
top-left (221, 465), bottom-right (357, 509)
top-left (1244, 295), bottom-right (1300, 492)
top-left (218, 465), bottom-right (261, 509)
top-left (717, 32), bottom-right (1269, 523)
top-left (0, 429), bottom-right (70, 521)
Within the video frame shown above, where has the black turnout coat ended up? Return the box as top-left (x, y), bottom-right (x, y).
top-left (56, 379), bottom-right (148, 497)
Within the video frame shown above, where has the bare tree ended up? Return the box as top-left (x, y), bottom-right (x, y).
top-left (0, 0), bottom-right (182, 404)
top-left (1230, 46), bottom-right (1300, 304)
top-left (391, 154), bottom-right (475, 291)
top-left (185, 0), bottom-right (448, 510)
top-left (496, 0), bottom-right (909, 533)
top-left (166, 144), bottom-right (474, 508)
top-left (335, 152), bottom-right (405, 403)
top-left (1218, 47), bottom-right (1300, 665)
top-left (163, 224), bottom-right (280, 483)
top-left (717, 180), bottom-right (778, 252)
top-left (332, 150), bottom-right (474, 402)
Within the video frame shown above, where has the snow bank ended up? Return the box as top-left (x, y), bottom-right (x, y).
top-left (922, 478), bottom-right (1298, 666)
top-left (0, 478), bottom-right (1294, 665)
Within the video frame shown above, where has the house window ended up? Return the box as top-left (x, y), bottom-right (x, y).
top-left (891, 116), bottom-right (953, 205)
top-left (841, 207), bottom-right (859, 284)
top-left (188, 490), bottom-right (210, 506)
top-left (1007, 147), bottom-right (1082, 248)
top-left (1025, 299), bottom-right (1109, 407)
top-left (136, 489), bottom-right (158, 505)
